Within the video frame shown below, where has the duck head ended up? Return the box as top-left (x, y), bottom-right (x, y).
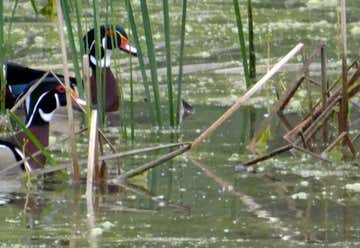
top-left (22, 78), bottom-right (80, 127)
top-left (84, 24), bottom-right (137, 69)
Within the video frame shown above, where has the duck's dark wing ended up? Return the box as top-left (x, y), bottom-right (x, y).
top-left (5, 62), bottom-right (48, 86)
top-left (5, 62), bottom-right (77, 99)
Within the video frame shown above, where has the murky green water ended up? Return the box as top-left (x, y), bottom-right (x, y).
top-left (1, 0), bottom-right (360, 247)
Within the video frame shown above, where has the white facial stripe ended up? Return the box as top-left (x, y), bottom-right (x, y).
top-left (54, 93), bottom-right (60, 108)
top-left (38, 93), bottom-right (61, 123)
top-left (102, 37), bottom-right (107, 49)
top-left (26, 91), bottom-right (49, 128)
top-left (25, 94), bottom-right (30, 114)
top-left (90, 50), bottom-right (112, 68)
top-left (39, 108), bottom-right (55, 122)
top-left (104, 49), bottom-right (112, 67)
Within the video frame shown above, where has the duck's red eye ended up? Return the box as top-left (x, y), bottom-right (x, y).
top-left (56, 85), bottom-right (65, 93)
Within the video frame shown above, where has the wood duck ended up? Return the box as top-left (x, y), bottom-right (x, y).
top-left (4, 61), bottom-right (77, 109)
top-left (0, 79), bottom-right (80, 177)
top-left (83, 24), bottom-right (137, 112)
top-left (5, 25), bottom-right (136, 113)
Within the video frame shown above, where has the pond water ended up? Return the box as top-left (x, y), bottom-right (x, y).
top-left (1, 0), bottom-right (360, 247)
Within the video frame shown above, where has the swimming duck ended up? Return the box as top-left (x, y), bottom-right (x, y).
top-left (5, 25), bottom-right (137, 113)
top-left (0, 78), bottom-right (80, 177)
top-left (83, 24), bottom-right (137, 112)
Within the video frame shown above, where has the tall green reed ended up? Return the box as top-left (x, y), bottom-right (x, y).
top-left (129, 55), bottom-right (135, 141)
top-left (247, 0), bottom-right (256, 82)
top-left (163, 0), bottom-right (175, 127)
top-left (125, 0), bottom-right (156, 126)
top-left (73, 0), bottom-right (85, 60)
top-left (60, 0), bottom-right (84, 98)
top-left (0, 0), bottom-right (5, 114)
top-left (233, 0), bottom-right (251, 89)
top-left (175, 0), bottom-right (187, 126)
top-left (92, 0), bottom-right (106, 127)
top-left (140, 0), bottom-right (163, 128)
top-left (7, 0), bottom-right (19, 42)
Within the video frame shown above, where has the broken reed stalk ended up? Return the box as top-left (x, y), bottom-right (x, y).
top-left (248, 76), bottom-right (305, 151)
top-left (321, 44), bottom-right (329, 144)
top-left (87, 110), bottom-right (98, 194)
top-left (321, 132), bottom-right (347, 156)
top-left (99, 142), bottom-right (191, 161)
top-left (82, 55), bottom-right (92, 128)
top-left (28, 142), bottom-right (190, 177)
top-left (56, 0), bottom-right (80, 181)
top-left (191, 43), bottom-right (304, 149)
top-left (287, 96), bottom-right (341, 144)
top-left (292, 144), bottom-right (332, 163)
top-left (112, 144), bottom-right (191, 182)
top-left (241, 142), bottom-right (331, 168)
top-left (236, 144), bottom-right (293, 168)
top-left (284, 63), bottom-right (360, 144)
top-left (339, 0), bottom-right (349, 135)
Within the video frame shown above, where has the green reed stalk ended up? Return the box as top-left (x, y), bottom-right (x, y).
top-left (0, 0), bottom-right (5, 114)
top-left (175, 0), bottom-right (187, 126)
top-left (7, 0), bottom-right (19, 42)
top-left (92, 0), bottom-right (105, 127)
top-left (129, 55), bottom-right (135, 141)
top-left (30, 0), bottom-right (38, 13)
top-left (233, 0), bottom-right (250, 89)
top-left (73, 0), bottom-right (85, 58)
top-left (61, 0), bottom-right (83, 97)
top-left (247, 0), bottom-right (256, 83)
top-left (140, 0), bottom-right (163, 128)
top-left (163, 0), bottom-right (175, 127)
top-left (125, 0), bottom-right (155, 126)
top-left (105, 2), bottom-right (129, 137)
top-left (7, 110), bottom-right (56, 166)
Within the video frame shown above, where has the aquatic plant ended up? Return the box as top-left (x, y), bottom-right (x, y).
top-left (175, 0), bottom-right (187, 126)
top-left (125, 0), bottom-right (156, 126)
top-left (233, 0), bottom-right (250, 88)
top-left (0, 0), bottom-right (5, 113)
top-left (163, 0), bottom-right (175, 127)
top-left (60, 0), bottom-right (84, 98)
top-left (140, 0), bottom-right (163, 128)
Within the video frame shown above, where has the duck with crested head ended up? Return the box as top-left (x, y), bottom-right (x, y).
top-left (0, 78), bottom-right (81, 177)
top-left (4, 24), bottom-right (137, 114)
top-left (83, 24), bottom-right (137, 112)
